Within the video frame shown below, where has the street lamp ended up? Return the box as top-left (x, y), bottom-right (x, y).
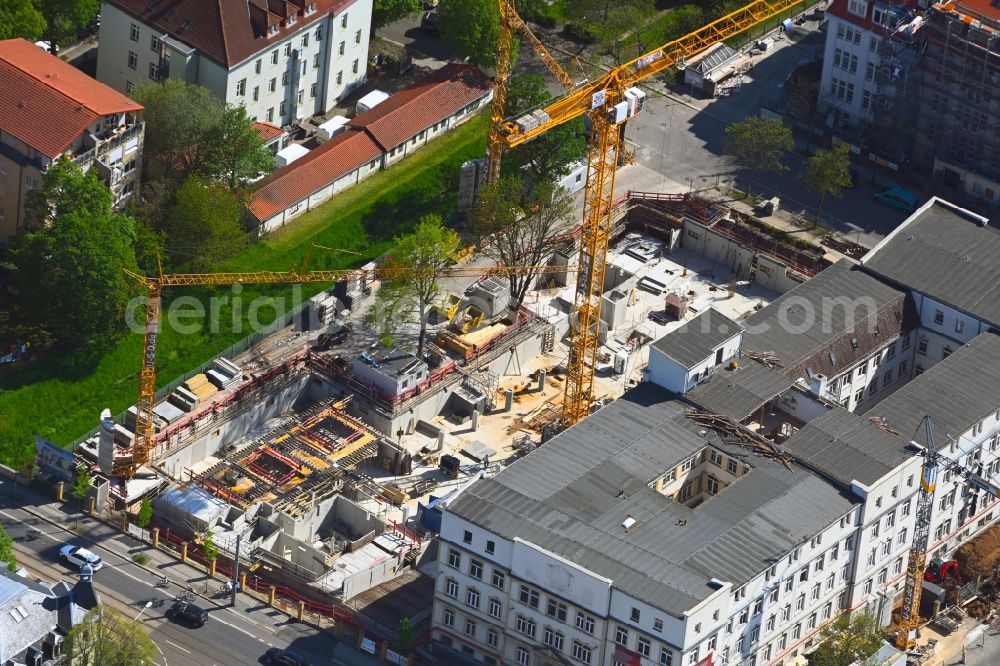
top-left (132, 601), bottom-right (153, 625)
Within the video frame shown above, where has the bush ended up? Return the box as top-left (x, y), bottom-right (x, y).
top-left (132, 553), bottom-right (150, 565)
top-left (564, 21), bottom-right (597, 43)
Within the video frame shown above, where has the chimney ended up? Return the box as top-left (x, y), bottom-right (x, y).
top-left (72, 563), bottom-right (100, 612)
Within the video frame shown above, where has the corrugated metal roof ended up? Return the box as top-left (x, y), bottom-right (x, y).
top-left (861, 199), bottom-right (1000, 326)
top-left (447, 384), bottom-right (855, 614)
top-left (685, 360), bottom-right (792, 420)
top-left (652, 308), bottom-right (744, 368)
top-left (742, 260), bottom-right (915, 379)
top-left (867, 331), bottom-right (1000, 448)
top-left (688, 43), bottom-right (740, 75)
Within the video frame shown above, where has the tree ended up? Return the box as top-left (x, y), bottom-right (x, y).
top-left (502, 75), bottom-right (588, 185)
top-left (63, 606), bottom-right (158, 666)
top-left (722, 116), bottom-right (794, 196)
top-left (133, 81), bottom-right (222, 180)
top-left (437, 0), bottom-right (500, 68)
top-left (37, 0), bottom-right (99, 50)
top-left (396, 616), bottom-right (414, 650)
top-left (366, 283), bottom-right (415, 350)
top-left (12, 161), bottom-right (139, 348)
top-left (372, 0), bottom-right (420, 30)
top-left (0, 0), bottom-right (46, 41)
top-left (470, 177), bottom-right (574, 310)
top-left (167, 176), bottom-right (246, 269)
top-left (0, 522), bottom-right (16, 572)
top-left (811, 612), bottom-right (883, 666)
top-left (205, 105), bottom-right (274, 190)
top-left (565, 0), bottom-right (656, 65)
top-left (373, 214), bottom-right (460, 357)
top-left (71, 466), bottom-right (91, 528)
top-left (202, 530), bottom-right (219, 562)
top-left (802, 143), bottom-right (853, 226)
top-left (136, 498), bottom-right (153, 529)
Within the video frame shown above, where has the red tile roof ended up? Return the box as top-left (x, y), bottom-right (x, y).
top-left (105, 0), bottom-right (356, 69)
top-left (827, 0), bottom-right (920, 33)
top-left (247, 128), bottom-right (381, 221)
top-left (253, 121), bottom-right (285, 143)
top-left (948, 0), bottom-right (1000, 22)
top-left (347, 64), bottom-right (492, 151)
top-left (0, 39), bottom-right (142, 158)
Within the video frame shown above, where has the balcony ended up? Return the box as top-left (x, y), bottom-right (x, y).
top-left (94, 123), bottom-right (143, 156)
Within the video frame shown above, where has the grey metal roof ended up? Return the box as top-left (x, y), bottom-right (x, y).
top-left (867, 332), bottom-right (1000, 449)
top-left (782, 407), bottom-right (908, 487)
top-left (652, 308), bottom-right (744, 369)
top-left (688, 43), bottom-right (740, 74)
top-left (742, 260), bottom-right (915, 379)
top-left (447, 384), bottom-right (855, 614)
top-left (861, 198), bottom-right (1000, 326)
top-left (685, 359), bottom-right (793, 421)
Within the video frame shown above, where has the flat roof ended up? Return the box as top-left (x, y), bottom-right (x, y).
top-left (861, 198), bottom-right (1000, 327)
top-left (685, 359), bottom-right (792, 422)
top-left (448, 383), bottom-right (855, 613)
top-left (742, 260), bottom-right (915, 380)
top-left (652, 307), bottom-right (744, 368)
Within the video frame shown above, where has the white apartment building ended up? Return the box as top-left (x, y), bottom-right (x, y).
top-left (96, 0), bottom-right (372, 127)
top-left (431, 198), bottom-right (1000, 666)
top-left (818, 0), bottom-right (920, 126)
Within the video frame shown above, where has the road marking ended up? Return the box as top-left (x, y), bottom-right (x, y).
top-left (164, 640), bottom-right (191, 654)
top-left (211, 613), bottom-right (259, 639)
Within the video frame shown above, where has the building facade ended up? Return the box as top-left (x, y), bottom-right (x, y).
top-left (0, 38), bottom-right (144, 244)
top-left (96, 0), bottom-right (372, 127)
top-left (912, 0), bottom-right (1000, 209)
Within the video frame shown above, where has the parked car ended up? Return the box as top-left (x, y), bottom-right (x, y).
top-left (420, 11), bottom-right (439, 34)
top-left (264, 648), bottom-right (310, 666)
top-left (59, 545), bottom-right (103, 571)
top-left (167, 601), bottom-right (209, 627)
top-left (874, 187), bottom-right (919, 212)
top-left (314, 322), bottom-right (351, 351)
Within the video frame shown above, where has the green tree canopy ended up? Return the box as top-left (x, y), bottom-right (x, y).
top-left (372, 214), bottom-right (460, 356)
top-left (565, 0), bottom-right (656, 65)
top-left (437, 0), bottom-right (500, 68)
top-left (63, 606), bottom-right (158, 666)
top-left (205, 105), bottom-right (275, 190)
top-left (722, 116), bottom-right (794, 196)
top-left (802, 143), bottom-right (853, 225)
top-left (811, 612), bottom-right (884, 666)
top-left (0, 0), bottom-right (46, 41)
top-left (12, 161), bottom-right (139, 348)
top-left (0, 522), bottom-right (16, 572)
top-left (502, 74), bottom-right (588, 185)
top-left (167, 176), bottom-right (246, 269)
top-left (202, 530), bottom-right (219, 561)
top-left (372, 0), bottom-right (420, 30)
top-left (38, 0), bottom-right (99, 49)
top-left (136, 498), bottom-right (153, 529)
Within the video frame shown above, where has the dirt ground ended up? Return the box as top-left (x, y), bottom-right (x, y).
top-left (955, 523), bottom-right (1000, 578)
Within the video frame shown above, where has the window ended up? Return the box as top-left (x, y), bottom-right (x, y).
top-left (654, 618), bottom-right (663, 632)
top-left (826, 573), bottom-right (835, 590)
top-left (485, 540), bottom-right (495, 555)
top-left (487, 627), bottom-right (499, 647)
top-left (695, 622), bottom-right (702, 633)
top-left (894, 557), bottom-right (904, 575)
top-left (355, 29), bottom-right (362, 43)
top-left (444, 578), bottom-right (458, 598)
top-left (443, 607), bottom-right (455, 627)
top-left (149, 63), bottom-right (160, 80)
top-left (863, 579), bottom-right (873, 595)
top-left (302, 33), bottom-right (309, 48)
top-left (710, 450), bottom-right (723, 466)
top-left (236, 79), bottom-right (247, 96)
top-left (128, 51), bottom-right (137, 69)
top-left (266, 107), bottom-right (274, 122)
top-left (252, 86), bottom-right (259, 101)
top-left (125, 80), bottom-right (134, 93)
top-left (517, 646), bottom-right (530, 666)
top-left (728, 459), bottom-right (738, 474)
top-left (739, 608), bottom-right (749, 625)
top-left (573, 642), bottom-right (593, 664)
top-left (544, 627), bottom-right (565, 651)
top-left (901, 334), bottom-right (911, 350)
top-left (547, 599), bottom-right (568, 622)
top-left (336, 71), bottom-right (343, 84)
top-left (867, 548), bottom-right (877, 567)
top-left (784, 578), bottom-right (793, 593)
top-left (151, 35), bottom-right (160, 52)
top-left (878, 568), bottom-right (888, 585)
top-left (899, 361), bottom-right (908, 377)
top-left (750, 626), bottom-right (759, 643)
top-left (339, 41), bottom-right (345, 55)
top-left (491, 570), bottom-right (505, 589)
top-left (660, 648), bottom-right (673, 666)
top-left (515, 615), bottom-right (536, 637)
top-left (615, 625), bottom-right (629, 645)
top-left (799, 567), bottom-right (808, 583)
top-left (466, 587), bottom-right (480, 608)
top-left (313, 52), bottom-right (320, 68)
top-left (130, 23), bottom-right (139, 41)
top-left (271, 50), bottom-right (279, 65)
top-left (707, 477), bottom-right (720, 494)
top-left (766, 615), bottom-right (776, 632)
top-left (518, 585), bottom-right (539, 609)
top-left (284, 43), bottom-right (291, 56)
top-left (282, 71), bottom-right (289, 85)
top-left (287, 12), bottom-right (296, 25)
top-left (870, 522), bottom-right (880, 539)
top-left (448, 549), bottom-right (461, 569)
top-left (811, 583), bottom-right (820, 600)
top-left (268, 78), bottom-right (277, 93)
top-left (637, 637), bottom-right (651, 657)
top-left (341, 13), bottom-right (348, 28)
top-left (796, 594), bottom-right (805, 611)
top-left (934, 310), bottom-right (944, 325)
top-left (780, 605), bottom-right (790, 622)
top-left (465, 618), bottom-right (476, 637)
top-left (488, 597), bottom-right (502, 618)
top-left (575, 612), bottom-right (595, 635)
top-left (470, 560), bottom-right (483, 580)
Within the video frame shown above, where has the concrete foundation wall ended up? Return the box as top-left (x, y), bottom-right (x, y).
top-left (342, 557), bottom-right (401, 600)
top-left (160, 376), bottom-right (310, 479)
top-left (754, 255), bottom-right (806, 294)
top-left (683, 219), bottom-right (754, 280)
top-left (271, 531), bottom-right (329, 577)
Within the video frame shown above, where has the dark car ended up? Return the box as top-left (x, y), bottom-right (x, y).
top-left (420, 11), bottom-right (439, 34)
top-left (315, 322), bottom-right (351, 350)
top-left (264, 648), bottom-right (310, 666)
top-left (167, 601), bottom-right (208, 627)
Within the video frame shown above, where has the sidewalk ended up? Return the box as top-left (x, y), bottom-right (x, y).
top-left (4, 480), bottom-right (387, 666)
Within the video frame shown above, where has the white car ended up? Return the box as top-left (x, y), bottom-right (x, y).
top-left (59, 545), bottom-right (103, 571)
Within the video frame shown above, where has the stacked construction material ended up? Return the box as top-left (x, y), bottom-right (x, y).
top-left (183, 373), bottom-right (218, 403)
top-left (207, 357), bottom-right (242, 390)
top-left (169, 386), bottom-right (198, 412)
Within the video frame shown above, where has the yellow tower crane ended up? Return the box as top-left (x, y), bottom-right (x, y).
top-left (486, 0), bottom-right (806, 427)
top-left (122, 262), bottom-right (573, 478)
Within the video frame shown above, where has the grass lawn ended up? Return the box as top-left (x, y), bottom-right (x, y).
top-left (0, 115), bottom-right (488, 467)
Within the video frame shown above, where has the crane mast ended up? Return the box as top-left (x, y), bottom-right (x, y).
top-left (897, 416), bottom-right (1000, 649)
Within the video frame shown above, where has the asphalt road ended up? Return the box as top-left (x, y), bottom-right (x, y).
top-left (0, 490), bottom-right (366, 666)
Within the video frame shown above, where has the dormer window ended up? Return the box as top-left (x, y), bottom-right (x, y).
top-left (305, 2), bottom-right (316, 14)
top-left (269, 23), bottom-right (278, 35)
top-left (287, 13), bottom-right (296, 26)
